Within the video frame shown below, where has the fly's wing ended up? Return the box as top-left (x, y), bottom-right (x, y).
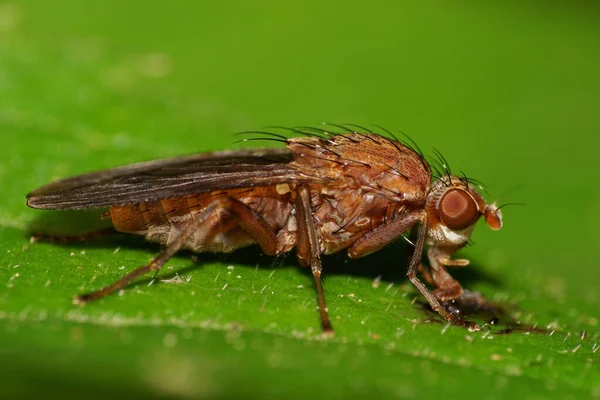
top-left (27, 148), bottom-right (316, 210)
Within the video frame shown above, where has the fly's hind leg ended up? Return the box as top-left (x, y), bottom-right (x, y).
top-left (75, 197), bottom-right (278, 304)
top-left (30, 227), bottom-right (118, 244)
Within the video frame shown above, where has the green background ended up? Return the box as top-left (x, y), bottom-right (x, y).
top-left (1, 1), bottom-right (599, 398)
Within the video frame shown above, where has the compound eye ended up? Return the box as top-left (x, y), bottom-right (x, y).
top-left (439, 189), bottom-right (480, 231)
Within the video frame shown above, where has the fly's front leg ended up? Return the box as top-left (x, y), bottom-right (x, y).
top-left (408, 225), bottom-right (434, 286)
top-left (428, 247), bottom-right (497, 317)
top-left (408, 222), bottom-right (480, 331)
top-left (347, 210), bottom-right (446, 319)
top-left (295, 184), bottom-right (333, 334)
top-left (428, 247), bottom-right (466, 302)
top-left (348, 209), bottom-right (423, 258)
top-left (417, 263), bottom-right (435, 286)
top-left (75, 197), bottom-right (278, 303)
top-left (349, 210), bottom-right (480, 331)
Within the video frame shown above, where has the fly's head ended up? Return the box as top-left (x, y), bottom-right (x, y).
top-left (425, 176), bottom-right (502, 249)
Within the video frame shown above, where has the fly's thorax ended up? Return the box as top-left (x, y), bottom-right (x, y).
top-left (287, 133), bottom-right (431, 203)
top-left (425, 176), bottom-right (502, 248)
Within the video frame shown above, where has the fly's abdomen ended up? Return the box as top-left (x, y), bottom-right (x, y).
top-left (109, 202), bottom-right (170, 243)
top-left (109, 187), bottom-right (297, 254)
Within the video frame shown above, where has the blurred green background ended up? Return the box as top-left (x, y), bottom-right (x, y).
top-left (1, 1), bottom-right (599, 399)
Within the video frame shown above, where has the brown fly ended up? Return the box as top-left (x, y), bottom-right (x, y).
top-left (26, 125), bottom-right (503, 333)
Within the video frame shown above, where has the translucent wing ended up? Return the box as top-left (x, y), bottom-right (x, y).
top-left (27, 148), bottom-right (314, 210)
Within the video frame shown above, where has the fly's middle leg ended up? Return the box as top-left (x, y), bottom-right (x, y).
top-left (295, 184), bottom-right (333, 334)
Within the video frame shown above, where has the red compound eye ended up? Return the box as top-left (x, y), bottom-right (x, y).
top-left (438, 189), bottom-right (480, 231)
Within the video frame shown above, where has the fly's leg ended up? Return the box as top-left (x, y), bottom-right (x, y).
top-left (428, 247), bottom-right (475, 301)
top-left (348, 210), bottom-right (423, 258)
top-left (348, 211), bottom-right (480, 331)
top-left (428, 248), bottom-right (500, 317)
top-left (295, 184), bottom-right (333, 334)
top-left (428, 249), bottom-right (465, 302)
top-left (30, 227), bottom-right (117, 244)
top-left (406, 223), bottom-right (479, 330)
top-left (347, 210), bottom-right (443, 315)
top-left (408, 225), bottom-right (434, 286)
top-left (411, 224), bottom-right (479, 331)
top-left (417, 263), bottom-right (435, 286)
top-left (75, 197), bottom-right (278, 304)
top-left (74, 202), bottom-right (220, 303)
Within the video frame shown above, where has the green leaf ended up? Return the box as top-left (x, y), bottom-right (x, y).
top-left (1, 1), bottom-right (599, 399)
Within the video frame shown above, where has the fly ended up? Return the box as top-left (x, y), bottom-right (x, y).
top-left (26, 125), bottom-right (504, 333)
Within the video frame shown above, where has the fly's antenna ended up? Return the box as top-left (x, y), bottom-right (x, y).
top-left (495, 183), bottom-right (525, 202)
top-left (496, 202), bottom-right (526, 210)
